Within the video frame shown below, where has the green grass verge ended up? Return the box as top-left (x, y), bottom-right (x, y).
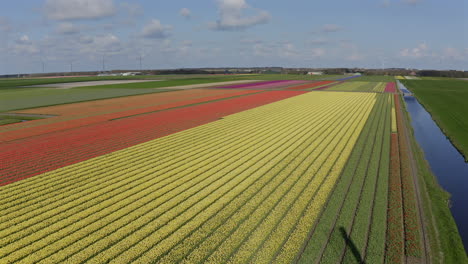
top-left (401, 79), bottom-right (468, 160)
top-left (0, 119), bottom-right (21, 126)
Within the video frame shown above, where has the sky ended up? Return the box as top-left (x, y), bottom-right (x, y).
top-left (0, 0), bottom-right (467, 74)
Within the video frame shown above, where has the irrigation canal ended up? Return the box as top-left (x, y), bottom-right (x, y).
top-left (398, 81), bottom-right (468, 251)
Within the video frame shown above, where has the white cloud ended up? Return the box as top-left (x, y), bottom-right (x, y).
top-left (44, 0), bottom-right (116, 20)
top-left (281, 42), bottom-right (298, 58)
top-left (441, 47), bottom-right (466, 60)
top-left (14, 44), bottom-right (39, 55)
top-left (322, 24), bottom-right (342, 33)
top-left (211, 0), bottom-right (271, 31)
top-left (56, 22), bottom-right (81, 34)
top-left (442, 47), bottom-right (459, 57)
top-left (78, 35), bottom-right (94, 44)
top-left (93, 34), bottom-right (121, 53)
top-left (179, 8), bottom-right (191, 18)
top-left (16, 35), bottom-right (32, 45)
top-left (141, 19), bottom-right (172, 39)
top-left (399, 43), bottom-right (428, 58)
top-left (14, 35), bottom-right (39, 55)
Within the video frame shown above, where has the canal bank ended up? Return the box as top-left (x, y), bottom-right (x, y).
top-left (398, 81), bottom-right (468, 257)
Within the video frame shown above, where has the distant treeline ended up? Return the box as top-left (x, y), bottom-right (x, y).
top-left (285, 68), bottom-right (468, 78)
top-left (2, 67), bottom-right (467, 79)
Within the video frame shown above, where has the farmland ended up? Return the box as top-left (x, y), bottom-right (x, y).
top-left (0, 75), bottom-right (466, 263)
top-left (326, 81), bottom-right (387, 92)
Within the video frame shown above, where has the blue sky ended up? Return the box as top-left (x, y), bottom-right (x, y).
top-left (0, 0), bottom-right (466, 74)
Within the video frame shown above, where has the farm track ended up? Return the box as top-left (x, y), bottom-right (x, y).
top-left (0, 91), bottom-right (376, 263)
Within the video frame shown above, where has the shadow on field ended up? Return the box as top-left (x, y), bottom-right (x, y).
top-left (340, 226), bottom-right (364, 263)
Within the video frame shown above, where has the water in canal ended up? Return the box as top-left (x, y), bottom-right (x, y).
top-left (398, 81), bottom-right (468, 251)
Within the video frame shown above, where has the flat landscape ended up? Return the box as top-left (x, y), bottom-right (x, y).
top-left (1, 74), bottom-right (466, 263)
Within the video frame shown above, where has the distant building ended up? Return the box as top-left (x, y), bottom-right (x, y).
top-left (122, 72), bottom-right (142, 76)
top-left (307, 71), bottom-right (324, 75)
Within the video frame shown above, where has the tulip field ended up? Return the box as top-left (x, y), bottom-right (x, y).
top-left (0, 77), bottom-right (435, 263)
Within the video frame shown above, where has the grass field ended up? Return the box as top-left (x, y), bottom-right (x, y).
top-left (401, 79), bottom-right (468, 159)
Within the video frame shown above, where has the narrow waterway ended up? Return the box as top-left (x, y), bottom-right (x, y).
top-left (398, 81), bottom-right (468, 251)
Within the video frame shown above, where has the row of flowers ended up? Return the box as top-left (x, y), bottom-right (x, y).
top-left (0, 90), bottom-right (305, 186)
top-left (394, 93), bottom-right (422, 257)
